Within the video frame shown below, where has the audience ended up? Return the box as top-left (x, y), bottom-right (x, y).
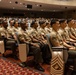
top-left (1, 17), bottom-right (76, 73)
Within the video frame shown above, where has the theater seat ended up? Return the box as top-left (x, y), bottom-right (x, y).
top-left (46, 33), bottom-right (76, 75)
top-left (46, 33), bottom-right (68, 75)
top-left (64, 55), bottom-right (76, 75)
top-left (0, 39), bottom-right (5, 54)
top-left (0, 37), bottom-right (18, 58)
top-left (46, 33), bottom-right (68, 62)
top-left (15, 32), bottom-right (33, 62)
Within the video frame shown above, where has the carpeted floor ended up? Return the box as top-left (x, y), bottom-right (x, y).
top-left (0, 53), bottom-right (72, 75)
top-left (0, 57), bottom-right (47, 75)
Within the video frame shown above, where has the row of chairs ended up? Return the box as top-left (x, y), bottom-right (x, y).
top-left (0, 33), bottom-right (74, 75)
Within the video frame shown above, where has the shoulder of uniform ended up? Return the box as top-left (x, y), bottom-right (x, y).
top-left (50, 31), bottom-right (56, 36)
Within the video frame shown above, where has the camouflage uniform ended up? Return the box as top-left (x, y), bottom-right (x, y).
top-left (50, 29), bottom-right (62, 47)
top-left (29, 27), bottom-right (51, 63)
top-left (15, 27), bottom-right (43, 63)
top-left (0, 26), bottom-right (17, 59)
top-left (44, 27), bottom-right (52, 34)
top-left (37, 27), bottom-right (47, 37)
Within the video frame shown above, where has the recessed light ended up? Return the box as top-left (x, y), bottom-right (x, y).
top-left (41, 9), bottom-right (43, 11)
top-left (53, 10), bottom-right (56, 11)
top-left (9, 1), bottom-right (12, 3)
top-left (0, 0), bottom-right (2, 2)
top-left (20, 3), bottom-right (22, 4)
top-left (25, 6), bottom-right (27, 7)
top-left (13, 7), bottom-right (15, 9)
top-left (36, 4), bottom-right (39, 6)
top-left (15, 1), bottom-right (18, 4)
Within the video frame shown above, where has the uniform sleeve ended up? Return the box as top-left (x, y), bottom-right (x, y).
top-left (50, 32), bottom-right (60, 46)
top-left (70, 28), bottom-right (76, 37)
top-left (18, 34), bottom-right (25, 43)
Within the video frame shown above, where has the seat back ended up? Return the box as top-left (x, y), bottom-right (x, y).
top-left (14, 32), bottom-right (28, 61)
top-left (46, 33), bottom-right (68, 63)
top-left (15, 32), bottom-right (33, 62)
top-left (14, 32), bottom-right (20, 44)
top-left (46, 33), bottom-right (52, 53)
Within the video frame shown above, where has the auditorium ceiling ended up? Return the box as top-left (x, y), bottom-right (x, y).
top-left (0, 0), bottom-right (76, 12)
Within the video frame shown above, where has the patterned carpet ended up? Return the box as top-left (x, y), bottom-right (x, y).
top-left (0, 57), bottom-right (47, 75)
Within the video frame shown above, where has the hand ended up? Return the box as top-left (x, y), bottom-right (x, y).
top-left (74, 43), bottom-right (76, 46)
top-left (42, 40), bottom-right (47, 44)
top-left (31, 43), bottom-right (40, 47)
top-left (69, 47), bottom-right (76, 50)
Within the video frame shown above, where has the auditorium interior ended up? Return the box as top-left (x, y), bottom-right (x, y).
top-left (1, 0), bottom-right (76, 75)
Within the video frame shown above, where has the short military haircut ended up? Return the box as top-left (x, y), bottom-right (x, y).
top-left (46, 22), bottom-right (50, 25)
top-left (67, 19), bottom-right (73, 23)
top-left (39, 21), bottom-right (45, 25)
top-left (13, 21), bottom-right (18, 25)
top-left (51, 19), bottom-right (58, 27)
top-left (31, 21), bottom-right (36, 27)
top-left (2, 20), bottom-right (7, 24)
top-left (20, 22), bottom-right (25, 25)
top-left (59, 19), bottom-right (66, 24)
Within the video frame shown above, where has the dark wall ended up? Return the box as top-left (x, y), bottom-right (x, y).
top-left (0, 9), bottom-right (57, 18)
top-left (0, 8), bottom-right (76, 19)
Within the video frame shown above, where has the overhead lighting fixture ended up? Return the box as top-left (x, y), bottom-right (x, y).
top-left (0, 0), bottom-right (2, 2)
top-left (13, 7), bottom-right (15, 9)
top-left (9, 1), bottom-right (12, 3)
top-left (53, 10), bottom-right (56, 11)
top-left (20, 3), bottom-right (22, 4)
top-left (36, 4), bottom-right (39, 6)
top-left (40, 5), bottom-right (42, 7)
top-left (41, 9), bottom-right (43, 11)
top-left (15, 1), bottom-right (18, 4)
top-left (25, 6), bottom-right (27, 7)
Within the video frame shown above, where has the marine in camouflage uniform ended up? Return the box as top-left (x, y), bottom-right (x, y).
top-left (0, 20), bottom-right (18, 59)
top-left (30, 21), bottom-right (51, 64)
top-left (15, 22), bottom-right (45, 72)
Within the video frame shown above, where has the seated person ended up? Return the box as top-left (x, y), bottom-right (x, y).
top-left (30, 21), bottom-right (51, 64)
top-left (44, 22), bottom-right (52, 33)
top-left (0, 20), bottom-right (18, 59)
top-left (13, 22), bottom-right (45, 72)
top-left (59, 19), bottom-right (76, 46)
top-left (50, 19), bottom-right (76, 73)
top-left (37, 21), bottom-right (47, 38)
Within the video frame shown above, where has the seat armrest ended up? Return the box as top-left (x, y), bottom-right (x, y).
top-left (24, 41), bottom-right (30, 44)
top-left (51, 46), bottom-right (68, 51)
top-left (20, 41), bottom-right (30, 45)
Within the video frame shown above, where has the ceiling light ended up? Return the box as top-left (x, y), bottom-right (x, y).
top-left (36, 4), bottom-right (39, 6)
top-left (0, 0), bottom-right (2, 2)
top-left (54, 10), bottom-right (56, 11)
top-left (13, 7), bottom-right (15, 9)
top-left (20, 3), bottom-right (22, 4)
top-left (41, 10), bottom-right (43, 11)
top-left (9, 1), bottom-right (12, 3)
top-left (25, 6), bottom-right (27, 7)
top-left (40, 5), bottom-right (42, 7)
top-left (15, 1), bottom-right (18, 4)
